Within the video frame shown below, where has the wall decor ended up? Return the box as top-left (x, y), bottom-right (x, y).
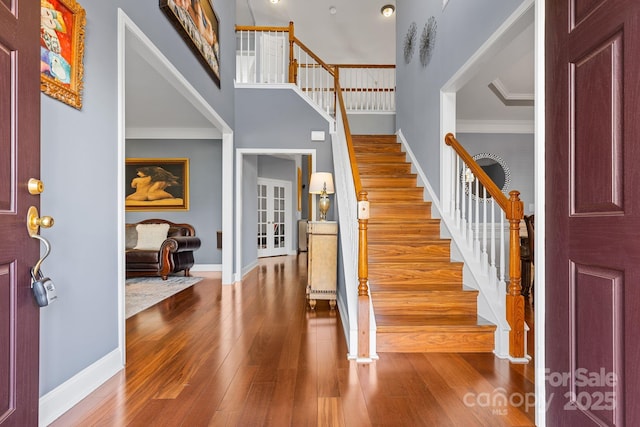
top-left (419, 17), bottom-right (437, 68)
top-left (40, 0), bottom-right (86, 109)
top-left (463, 153), bottom-right (511, 202)
top-left (403, 22), bottom-right (417, 64)
top-left (160, 0), bottom-right (220, 87)
top-left (125, 158), bottom-right (190, 211)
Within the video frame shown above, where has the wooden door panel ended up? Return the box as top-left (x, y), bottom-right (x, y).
top-left (0, 36), bottom-right (12, 211)
top-left (0, 0), bottom-right (40, 425)
top-left (572, 33), bottom-right (623, 214)
top-left (547, 0), bottom-right (640, 425)
top-left (0, 264), bottom-right (16, 421)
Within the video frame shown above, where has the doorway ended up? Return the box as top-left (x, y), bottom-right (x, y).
top-left (439, 0), bottom-right (546, 423)
top-left (235, 149), bottom-right (316, 280)
top-left (118, 11), bottom-right (233, 363)
top-left (257, 178), bottom-right (292, 257)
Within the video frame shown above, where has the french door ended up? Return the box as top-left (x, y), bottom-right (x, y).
top-left (257, 178), bottom-right (291, 258)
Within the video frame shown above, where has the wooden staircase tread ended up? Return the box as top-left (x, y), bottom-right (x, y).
top-left (369, 240), bottom-right (451, 247)
top-left (371, 289), bottom-right (478, 296)
top-left (369, 261), bottom-right (463, 268)
top-left (360, 173), bottom-right (418, 179)
top-left (375, 315), bottom-right (496, 329)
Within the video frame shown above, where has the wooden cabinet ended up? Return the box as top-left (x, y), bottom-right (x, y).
top-left (306, 221), bottom-right (338, 309)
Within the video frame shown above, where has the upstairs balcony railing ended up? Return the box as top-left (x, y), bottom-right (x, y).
top-left (235, 23), bottom-right (395, 114)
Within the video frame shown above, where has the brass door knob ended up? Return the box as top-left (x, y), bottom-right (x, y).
top-left (26, 206), bottom-right (54, 237)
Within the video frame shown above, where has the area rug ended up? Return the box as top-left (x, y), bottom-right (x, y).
top-left (125, 276), bottom-right (203, 318)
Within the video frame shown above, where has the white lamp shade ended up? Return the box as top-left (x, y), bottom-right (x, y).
top-left (309, 172), bottom-right (335, 194)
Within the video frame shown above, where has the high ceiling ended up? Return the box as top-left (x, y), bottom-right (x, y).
top-left (236, 0), bottom-right (397, 64)
top-left (125, 1), bottom-right (534, 135)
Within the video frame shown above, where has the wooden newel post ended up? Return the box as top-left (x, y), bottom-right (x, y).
top-left (357, 190), bottom-right (370, 359)
top-left (288, 21), bottom-right (295, 83)
top-left (506, 190), bottom-right (525, 358)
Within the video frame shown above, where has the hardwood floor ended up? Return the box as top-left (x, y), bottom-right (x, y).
top-left (51, 255), bottom-right (535, 426)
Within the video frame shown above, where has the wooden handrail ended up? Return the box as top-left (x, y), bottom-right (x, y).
top-left (333, 64), bottom-right (396, 69)
top-left (445, 132), bottom-right (525, 359)
top-left (445, 133), bottom-right (509, 212)
top-left (291, 37), bottom-right (336, 77)
top-left (235, 25), bottom-right (289, 32)
top-left (335, 82), bottom-right (362, 194)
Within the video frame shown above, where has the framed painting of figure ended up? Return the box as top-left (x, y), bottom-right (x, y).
top-left (160, 0), bottom-right (221, 87)
top-left (125, 158), bottom-right (190, 211)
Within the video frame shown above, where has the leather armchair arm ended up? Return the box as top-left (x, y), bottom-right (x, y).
top-left (158, 236), bottom-right (201, 279)
top-left (161, 236), bottom-right (202, 253)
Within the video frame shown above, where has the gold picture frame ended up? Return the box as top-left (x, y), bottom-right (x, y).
top-left (160, 0), bottom-right (220, 87)
top-left (40, 0), bottom-right (86, 109)
top-left (125, 158), bottom-right (190, 211)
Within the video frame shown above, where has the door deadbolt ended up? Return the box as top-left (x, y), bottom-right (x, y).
top-left (27, 178), bottom-right (45, 195)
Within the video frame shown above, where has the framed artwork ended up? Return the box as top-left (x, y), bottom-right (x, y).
top-left (125, 158), bottom-right (190, 211)
top-left (40, 0), bottom-right (86, 109)
top-left (160, 0), bottom-right (221, 87)
top-left (297, 167), bottom-right (302, 212)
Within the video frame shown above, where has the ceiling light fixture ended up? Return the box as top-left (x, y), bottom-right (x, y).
top-left (329, 6), bottom-right (337, 15)
top-left (270, 0), bottom-right (280, 4)
top-left (381, 4), bottom-right (395, 17)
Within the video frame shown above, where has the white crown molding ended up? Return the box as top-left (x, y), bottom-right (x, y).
top-left (490, 78), bottom-right (534, 101)
top-left (489, 78), bottom-right (534, 108)
top-left (457, 119), bottom-right (534, 134)
top-left (125, 127), bottom-right (222, 139)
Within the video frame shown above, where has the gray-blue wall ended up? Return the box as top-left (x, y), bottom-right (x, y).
top-left (39, 0), bottom-right (235, 395)
top-left (242, 155), bottom-right (259, 268)
top-left (396, 0), bottom-right (528, 199)
top-left (125, 139), bottom-right (223, 264)
top-left (235, 88), bottom-right (334, 270)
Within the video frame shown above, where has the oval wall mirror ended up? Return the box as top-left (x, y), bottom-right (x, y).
top-left (464, 153), bottom-right (511, 201)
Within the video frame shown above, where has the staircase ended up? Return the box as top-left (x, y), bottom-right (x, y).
top-left (353, 134), bottom-right (496, 352)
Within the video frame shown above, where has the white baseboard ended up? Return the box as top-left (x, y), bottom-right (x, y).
top-left (191, 263), bottom-right (222, 272)
top-left (39, 349), bottom-right (123, 427)
top-left (241, 260), bottom-right (258, 279)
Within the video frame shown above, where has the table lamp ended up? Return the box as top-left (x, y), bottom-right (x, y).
top-left (309, 172), bottom-right (335, 221)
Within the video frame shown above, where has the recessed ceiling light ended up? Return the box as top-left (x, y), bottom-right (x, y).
top-left (329, 6), bottom-right (337, 15)
top-left (381, 4), bottom-right (395, 17)
top-left (270, 0), bottom-right (280, 4)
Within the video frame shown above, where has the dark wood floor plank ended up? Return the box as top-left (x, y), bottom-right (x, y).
top-left (50, 257), bottom-right (535, 427)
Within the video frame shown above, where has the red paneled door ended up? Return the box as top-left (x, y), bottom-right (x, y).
top-left (546, 0), bottom-right (640, 425)
top-left (0, 0), bottom-right (42, 425)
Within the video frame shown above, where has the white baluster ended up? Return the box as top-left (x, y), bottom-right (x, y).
top-left (489, 199), bottom-right (497, 287)
top-left (460, 165), bottom-right (466, 240)
top-left (482, 186), bottom-right (488, 273)
top-left (499, 214), bottom-right (505, 290)
top-left (474, 177), bottom-right (480, 258)
top-left (451, 155), bottom-right (462, 229)
top-left (467, 171), bottom-right (473, 248)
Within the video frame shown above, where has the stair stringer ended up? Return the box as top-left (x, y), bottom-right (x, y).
top-left (396, 129), bottom-right (513, 359)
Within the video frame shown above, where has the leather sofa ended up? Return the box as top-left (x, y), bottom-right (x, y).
top-left (126, 219), bottom-right (201, 280)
